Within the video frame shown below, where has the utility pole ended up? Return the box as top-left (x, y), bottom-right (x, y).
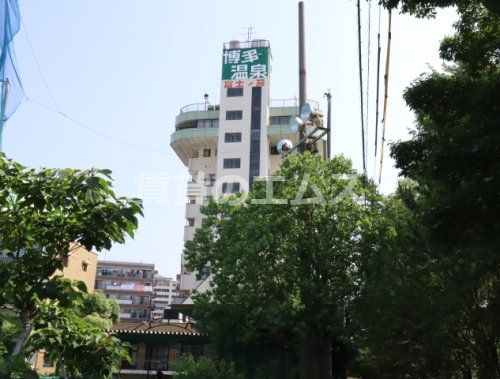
top-left (298, 1), bottom-right (307, 153)
top-left (324, 90), bottom-right (332, 159)
top-left (0, 79), bottom-right (10, 152)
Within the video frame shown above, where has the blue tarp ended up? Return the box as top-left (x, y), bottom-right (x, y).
top-left (0, 0), bottom-right (23, 119)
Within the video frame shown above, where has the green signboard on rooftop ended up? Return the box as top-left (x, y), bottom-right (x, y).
top-left (222, 47), bottom-right (270, 80)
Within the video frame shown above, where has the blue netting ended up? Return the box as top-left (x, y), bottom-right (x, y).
top-left (0, 0), bottom-right (23, 119)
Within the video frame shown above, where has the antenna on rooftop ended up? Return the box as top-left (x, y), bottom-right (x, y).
top-left (239, 26), bottom-right (255, 42)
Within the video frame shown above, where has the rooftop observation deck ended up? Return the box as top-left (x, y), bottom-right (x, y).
top-left (170, 99), bottom-right (321, 165)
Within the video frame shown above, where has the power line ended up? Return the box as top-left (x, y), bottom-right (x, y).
top-left (26, 97), bottom-right (170, 155)
top-left (366, 0), bottom-right (372, 170)
top-left (21, 21), bottom-right (61, 113)
top-left (356, 0), bottom-right (366, 174)
top-left (378, 9), bottom-right (393, 187)
top-left (20, 18), bottom-right (171, 156)
top-left (373, 3), bottom-right (382, 180)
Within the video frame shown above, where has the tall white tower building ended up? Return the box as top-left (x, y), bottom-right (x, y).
top-left (170, 39), bottom-right (323, 303)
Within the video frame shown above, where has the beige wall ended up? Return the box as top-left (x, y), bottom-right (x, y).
top-left (54, 243), bottom-right (98, 292)
top-left (33, 244), bottom-right (99, 374)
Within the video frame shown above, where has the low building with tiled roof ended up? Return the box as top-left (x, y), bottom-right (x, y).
top-left (109, 320), bottom-right (215, 378)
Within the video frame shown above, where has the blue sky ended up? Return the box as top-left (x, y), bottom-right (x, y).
top-left (4, 0), bottom-right (457, 277)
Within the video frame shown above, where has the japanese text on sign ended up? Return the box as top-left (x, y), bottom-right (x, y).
top-left (222, 47), bottom-right (269, 80)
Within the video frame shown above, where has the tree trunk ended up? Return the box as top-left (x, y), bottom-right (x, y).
top-left (299, 325), bottom-right (331, 379)
top-left (56, 349), bottom-right (68, 379)
top-left (11, 311), bottom-right (32, 356)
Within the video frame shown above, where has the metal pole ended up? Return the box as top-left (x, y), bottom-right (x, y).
top-left (0, 79), bottom-right (9, 152)
top-left (356, 0), bottom-right (366, 174)
top-left (324, 90), bottom-right (332, 159)
top-left (298, 1), bottom-right (307, 152)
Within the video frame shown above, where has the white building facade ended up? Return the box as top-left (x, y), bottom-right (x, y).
top-left (170, 39), bottom-right (323, 301)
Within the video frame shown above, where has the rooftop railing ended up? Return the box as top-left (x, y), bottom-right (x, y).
top-left (269, 98), bottom-right (320, 110)
top-left (223, 39), bottom-right (270, 49)
top-left (179, 99), bottom-right (320, 115)
top-left (179, 103), bottom-right (220, 114)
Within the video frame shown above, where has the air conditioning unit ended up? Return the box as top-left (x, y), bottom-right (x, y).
top-left (229, 40), bottom-right (240, 49)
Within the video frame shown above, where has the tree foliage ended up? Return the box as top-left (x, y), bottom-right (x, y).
top-left (173, 355), bottom-right (245, 379)
top-left (380, 0), bottom-right (499, 18)
top-left (0, 154), bottom-right (142, 377)
top-left (354, 1), bottom-right (500, 377)
top-left (186, 154), bottom-right (382, 378)
top-left (28, 291), bottom-right (129, 378)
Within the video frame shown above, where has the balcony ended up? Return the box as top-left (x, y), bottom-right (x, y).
top-left (116, 299), bottom-right (133, 305)
top-left (153, 297), bottom-right (170, 303)
top-left (96, 270), bottom-right (154, 280)
top-left (99, 283), bottom-right (153, 292)
top-left (185, 203), bottom-right (200, 219)
top-left (184, 226), bottom-right (195, 241)
top-left (154, 292), bottom-right (171, 298)
top-left (170, 128), bottom-right (219, 165)
top-left (171, 98), bottom-right (321, 166)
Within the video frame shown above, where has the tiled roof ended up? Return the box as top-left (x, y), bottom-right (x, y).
top-left (110, 321), bottom-right (203, 336)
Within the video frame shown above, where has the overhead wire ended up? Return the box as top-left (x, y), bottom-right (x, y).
top-left (365, 0), bottom-right (372, 174)
top-left (378, 9), bottom-right (393, 187)
top-left (26, 97), bottom-right (171, 155)
top-left (356, 0), bottom-right (367, 174)
top-left (19, 18), bottom-right (171, 155)
top-left (21, 20), bottom-right (61, 113)
top-left (373, 3), bottom-right (382, 179)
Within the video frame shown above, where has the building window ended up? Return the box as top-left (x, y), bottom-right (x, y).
top-left (227, 87), bottom-right (243, 97)
top-left (270, 146), bottom-right (279, 155)
top-left (222, 182), bottom-right (240, 194)
top-left (204, 174), bottom-right (216, 187)
top-left (223, 158), bottom-right (241, 169)
top-left (201, 266), bottom-right (211, 280)
top-left (186, 218), bottom-right (195, 227)
top-left (196, 119), bottom-right (219, 128)
top-left (43, 354), bottom-right (54, 367)
top-left (203, 148), bottom-right (211, 157)
top-left (82, 262), bottom-right (88, 272)
top-left (224, 132), bottom-right (242, 143)
top-left (226, 110), bottom-right (243, 120)
top-left (188, 197), bottom-right (196, 204)
top-left (270, 116), bottom-right (291, 125)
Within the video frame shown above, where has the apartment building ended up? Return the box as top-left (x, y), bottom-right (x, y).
top-left (151, 275), bottom-right (180, 319)
top-left (95, 261), bottom-right (155, 321)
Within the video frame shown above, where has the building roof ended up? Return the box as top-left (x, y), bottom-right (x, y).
top-left (111, 321), bottom-right (203, 336)
top-left (97, 260), bottom-right (155, 268)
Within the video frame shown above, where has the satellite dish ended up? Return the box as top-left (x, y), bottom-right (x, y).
top-left (290, 116), bottom-right (303, 133)
top-left (300, 102), bottom-right (312, 122)
top-left (277, 139), bottom-right (293, 155)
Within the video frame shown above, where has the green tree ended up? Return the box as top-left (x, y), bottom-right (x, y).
top-left (186, 154), bottom-right (382, 379)
top-left (0, 154), bottom-right (142, 376)
top-left (390, 3), bottom-right (499, 376)
top-left (381, 0), bottom-right (499, 17)
top-left (82, 290), bottom-right (120, 329)
top-left (354, 1), bottom-right (499, 377)
top-left (27, 289), bottom-right (129, 379)
top-left (173, 355), bottom-right (245, 379)
top-left (354, 182), bottom-right (463, 377)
